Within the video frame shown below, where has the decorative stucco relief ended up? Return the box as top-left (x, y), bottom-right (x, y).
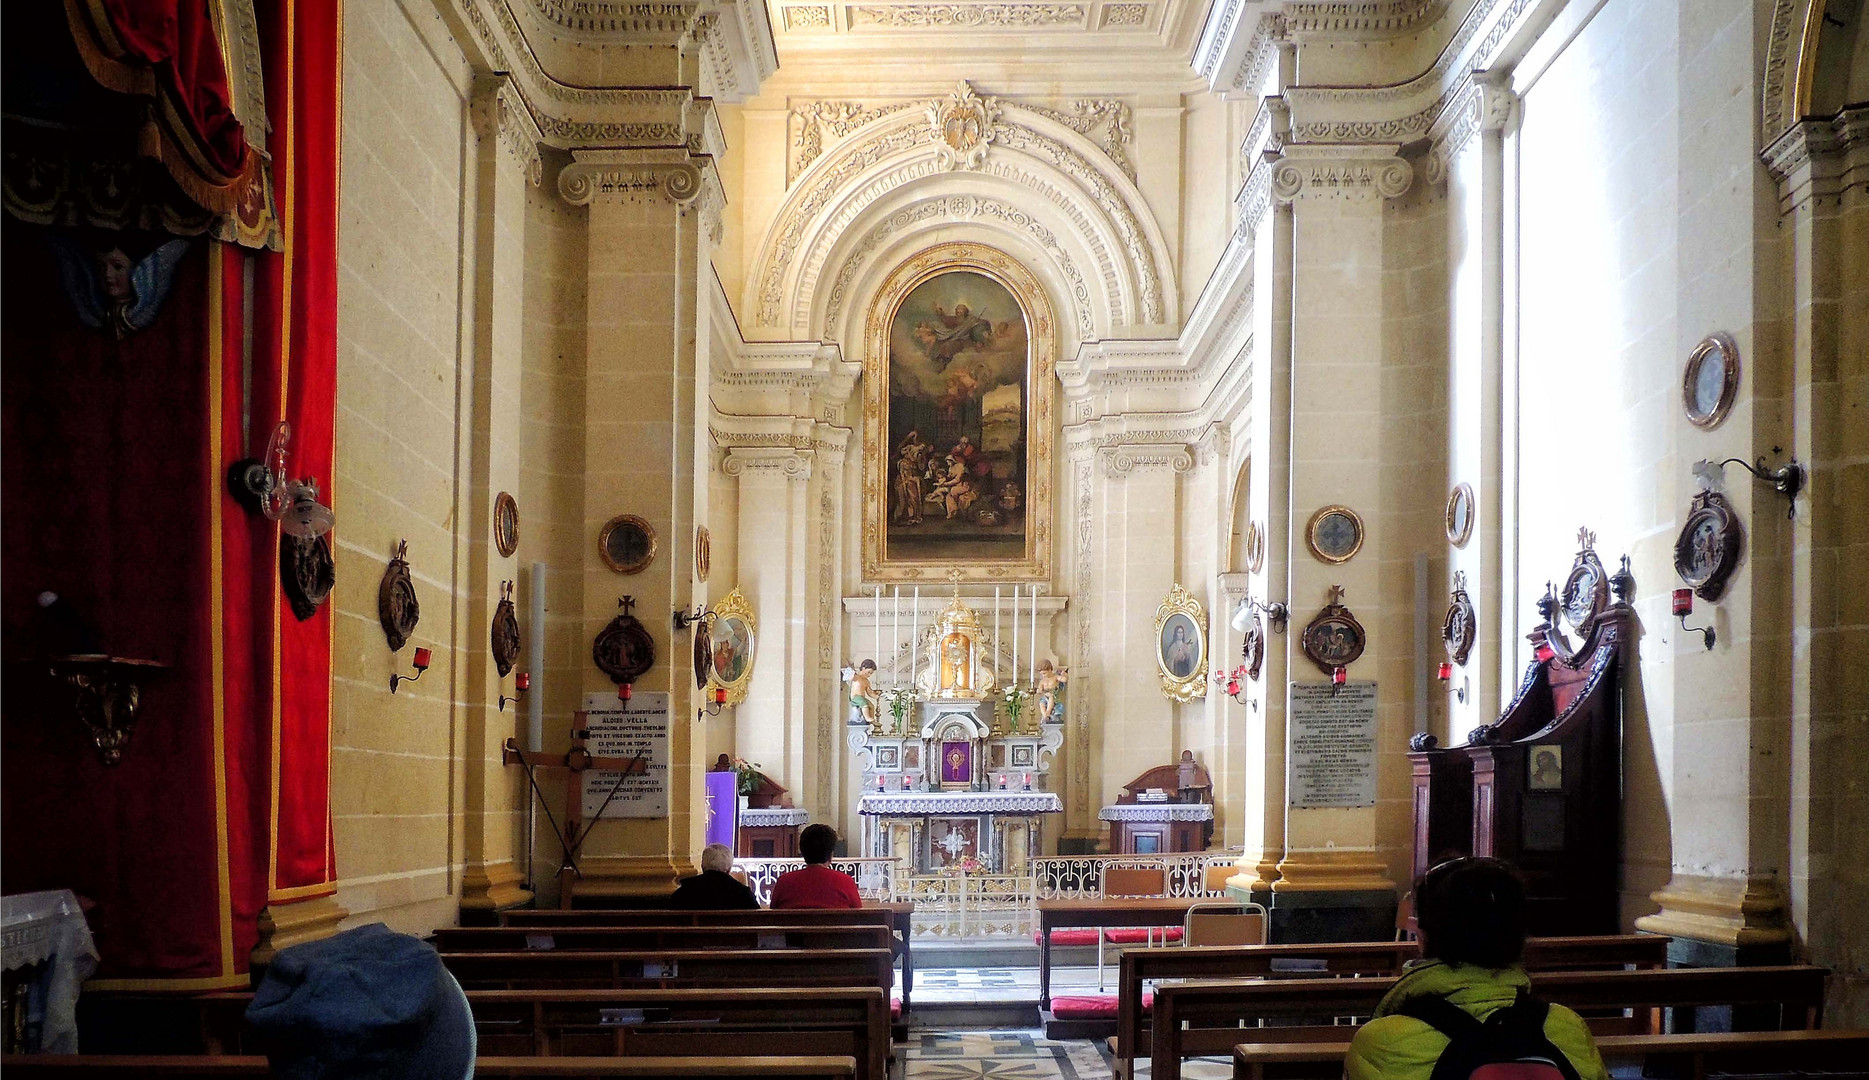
top-left (846, 3), bottom-right (1088, 27)
top-left (1072, 456), bottom-right (1092, 814)
top-left (1100, 3), bottom-right (1147, 26)
top-left (785, 4), bottom-right (833, 26)
top-left (791, 102), bottom-right (918, 182)
top-left (473, 77), bottom-right (545, 186)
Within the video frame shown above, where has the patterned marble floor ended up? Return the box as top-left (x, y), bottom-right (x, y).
top-left (904, 964), bottom-right (1123, 1002)
top-left (901, 1029), bottom-right (1233, 1080)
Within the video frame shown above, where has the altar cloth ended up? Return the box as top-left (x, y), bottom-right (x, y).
top-left (858, 791), bottom-right (1063, 815)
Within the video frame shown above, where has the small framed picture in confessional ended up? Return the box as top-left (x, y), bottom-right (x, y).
top-left (1528, 744), bottom-right (1563, 791)
top-left (1133, 832), bottom-right (1162, 855)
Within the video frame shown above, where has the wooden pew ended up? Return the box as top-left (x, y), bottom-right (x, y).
top-left (500, 907), bottom-right (915, 1017)
top-left (468, 986), bottom-right (888, 1080)
top-left (440, 947), bottom-right (894, 996)
top-left (435, 925), bottom-right (895, 955)
top-left (1230, 1028), bottom-right (1869, 1080)
top-left (1106, 934), bottom-right (1670, 1073)
top-left (0, 1055), bottom-right (860, 1079)
top-left (1149, 964), bottom-right (1829, 1080)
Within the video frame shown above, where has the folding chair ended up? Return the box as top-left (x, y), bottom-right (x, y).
top-left (1182, 900), bottom-right (1268, 947)
top-left (1095, 866), bottom-right (1168, 991)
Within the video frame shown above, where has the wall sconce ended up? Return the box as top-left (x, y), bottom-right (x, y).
top-left (1213, 664), bottom-right (1249, 705)
top-left (698, 685), bottom-right (727, 718)
top-left (1673, 588), bottom-right (1716, 650)
top-left (1231, 597), bottom-right (1289, 634)
top-left (498, 670), bottom-right (530, 712)
top-left (1697, 453), bottom-right (1803, 519)
top-left (227, 421), bottom-right (337, 537)
top-left (46, 654), bottom-right (167, 766)
top-left (673, 606), bottom-right (714, 632)
top-left (618, 681), bottom-right (634, 703)
top-left (1436, 661), bottom-right (1468, 704)
top-left (390, 647), bottom-right (432, 693)
top-left (1331, 665), bottom-right (1348, 695)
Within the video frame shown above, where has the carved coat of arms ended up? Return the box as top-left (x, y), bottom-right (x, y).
top-left (928, 81), bottom-right (999, 170)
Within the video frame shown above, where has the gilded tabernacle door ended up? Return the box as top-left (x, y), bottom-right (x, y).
top-left (862, 243), bottom-right (1054, 582)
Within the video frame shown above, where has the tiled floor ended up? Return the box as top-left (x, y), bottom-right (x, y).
top-left (900, 1029), bottom-right (1233, 1080)
top-left (905, 964), bottom-right (1123, 1002)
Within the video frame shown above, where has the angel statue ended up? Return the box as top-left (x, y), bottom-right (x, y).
top-left (1035, 660), bottom-right (1070, 727)
top-left (843, 659), bottom-right (880, 730)
top-left (50, 233), bottom-right (193, 341)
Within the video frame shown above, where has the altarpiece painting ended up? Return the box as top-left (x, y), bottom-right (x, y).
top-left (863, 244), bottom-right (1054, 581)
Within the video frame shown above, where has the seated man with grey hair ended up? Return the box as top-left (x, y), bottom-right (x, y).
top-left (670, 843), bottom-right (761, 910)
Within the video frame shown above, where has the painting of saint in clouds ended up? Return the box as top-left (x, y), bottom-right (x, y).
top-left (886, 270), bottom-right (1030, 562)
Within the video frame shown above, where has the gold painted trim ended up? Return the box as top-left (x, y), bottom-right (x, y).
top-left (1153, 583), bottom-right (1208, 703)
top-left (267, 881), bottom-right (338, 902)
top-left (86, 973), bottom-right (253, 993)
top-left (1682, 332), bottom-right (1741, 430)
top-left (493, 491), bottom-right (519, 557)
top-left (706, 586), bottom-right (757, 706)
top-left (1305, 505), bottom-right (1365, 565)
top-left (1444, 483), bottom-right (1475, 548)
top-left (207, 242), bottom-right (236, 978)
top-left (1243, 520), bottom-right (1266, 574)
top-left (861, 242), bottom-right (1055, 583)
top-left (597, 514), bottom-right (658, 575)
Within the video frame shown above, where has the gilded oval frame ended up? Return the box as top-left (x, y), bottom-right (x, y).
top-left (706, 586), bottom-right (757, 706)
top-left (1153, 583), bottom-right (1208, 703)
top-left (1306, 505), bottom-right (1365, 565)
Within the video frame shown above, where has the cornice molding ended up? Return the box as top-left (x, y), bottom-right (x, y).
top-left (1761, 105), bottom-right (1869, 214)
top-left (1284, 0), bottom-right (1447, 39)
top-left (472, 76), bottom-right (545, 186)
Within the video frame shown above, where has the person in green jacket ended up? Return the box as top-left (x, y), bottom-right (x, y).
top-left (1344, 858), bottom-right (1609, 1080)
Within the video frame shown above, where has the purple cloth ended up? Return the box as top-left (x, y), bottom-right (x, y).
top-left (704, 770), bottom-right (738, 850)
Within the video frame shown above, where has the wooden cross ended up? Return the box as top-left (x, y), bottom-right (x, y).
top-left (503, 712), bottom-right (648, 908)
top-left (619, 595), bottom-right (636, 615)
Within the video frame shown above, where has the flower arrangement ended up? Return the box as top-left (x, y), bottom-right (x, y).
top-left (729, 757), bottom-right (765, 797)
top-left (878, 686), bottom-right (918, 733)
top-left (1001, 685), bottom-right (1029, 734)
top-left (940, 855), bottom-right (986, 875)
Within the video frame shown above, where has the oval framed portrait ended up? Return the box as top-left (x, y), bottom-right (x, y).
top-left (1306, 505), bottom-right (1365, 564)
top-left (1683, 332), bottom-right (1740, 430)
top-left (707, 586), bottom-right (757, 705)
top-left (1153, 584), bottom-right (1207, 703)
top-left (1243, 520), bottom-right (1266, 574)
top-left (598, 514), bottom-right (657, 575)
top-left (493, 492), bottom-right (519, 558)
top-left (1300, 589), bottom-right (1367, 677)
top-left (1445, 484), bottom-right (1475, 548)
top-left (692, 618), bottom-right (714, 691)
top-left (1674, 490), bottom-right (1741, 602)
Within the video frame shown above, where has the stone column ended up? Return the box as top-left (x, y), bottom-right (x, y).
top-left (458, 76), bottom-right (541, 920)
top-left (723, 446), bottom-right (814, 804)
top-left (559, 148), bottom-right (718, 898)
top-left (1268, 145), bottom-right (1411, 939)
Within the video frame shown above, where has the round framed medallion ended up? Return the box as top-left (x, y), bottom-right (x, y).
top-left (1300, 588), bottom-right (1366, 676)
top-left (1674, 490), bottom-right (1742, 602)
top-left (1306, 505), bottom-right (1365, 564)
top-left (598, 514), bottom-right (657, 575)
top-left (694, 525), bottom-right (712, 583)
top-left (1243, 520), bottom-right (1266, 574)
top-left (1442, 572), bottom-right (1476, 665)
top-left (1241, 614), bottom-right (1265, 682)
top-left (493, 492), bottom-right (519, 558)
top-left (1683, 332), bottom-right (1740, 430)
top-left (1445, 484), bottom-right (1475, 548)
top-left (1561, 557), bottom-right (1607, 630)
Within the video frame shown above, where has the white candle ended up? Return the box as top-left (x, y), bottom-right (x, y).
top-left (1011, 584), bottom-right (1019, 684)
top-left (1030, 588), bottom-right (1038, 685)
top-left (874, 586), bottom-right (882, 675)
top-left (993, 586), bottom-right (1001, 682)
top-left (892, 586), bottom-right (900, 688)
top-left (911, 587), bottom-right (920, 689)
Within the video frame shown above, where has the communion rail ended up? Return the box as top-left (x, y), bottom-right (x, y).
top-left (735, 852), bottom-right (1243, 940)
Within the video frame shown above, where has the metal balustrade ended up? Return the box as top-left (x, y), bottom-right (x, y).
top-left (734, 851), bottom-right (1245, 940)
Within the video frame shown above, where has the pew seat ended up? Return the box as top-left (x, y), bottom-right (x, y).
top-left (0, 1055), bottom-right (859, 1079)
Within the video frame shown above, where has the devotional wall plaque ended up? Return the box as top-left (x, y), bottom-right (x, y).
top-left (1443, 571), bottom-right (1476, 666)
top-left (1445, 483), bottom-right (1475, 548)
top-left (862, 243), bottom-right (1055, 583)
top-left (1674, 489), bottom-right (1742, 601)
top-left (1242, 612), bottom-right (1265, 682)
top-left (1154, 584), bottom-right (1207, 703)
top-left (1306, 505), bottom-right (1364, 564)
top-left (493, 492), bottom-right (519, 558)
top-left (592, 596), bottom-right (655, 686)
top-left (708, 587), bottom-right (757, 706)
top-left (599, 514), bottom-right (657, 575)
top-left (1683, 332), bottom-right (1740, 430)
top-left (282, 534), bottom-right (335, 622)
top-left (491, 580), bottom-right (521, 678)
top-left (1560, 528), bottom-right (1609, 632)
top-left (378, 539), bottom-right (419, 651)
top-left (1301, 585), bottom-right (1366, 676)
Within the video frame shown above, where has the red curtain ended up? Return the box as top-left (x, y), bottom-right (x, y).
top-left (0, 0), bottom-right (341, 984)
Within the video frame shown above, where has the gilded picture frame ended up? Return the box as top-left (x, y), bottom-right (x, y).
top-left (707, 586), bottom-right (757, 706)
top-left (1153, 583), bottom-right (1208, 703)
top-left (862, 242), bottom-right (1055, 582)
top-left (1306, 505), bottom-right (1364, 564)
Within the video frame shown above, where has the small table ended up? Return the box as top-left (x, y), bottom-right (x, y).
top-left (1037, 897), bottom-right (1200, 1008)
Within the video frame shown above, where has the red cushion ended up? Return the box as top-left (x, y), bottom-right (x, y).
top-left (1034, 927), bottom-right (1185, 946)
top-left (890, 997), bottom-right (901, 1018)
top-left (1049, 990), bottom-right (1155, 1020)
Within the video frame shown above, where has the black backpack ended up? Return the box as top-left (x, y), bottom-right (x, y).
top-left (1397, 989), bottom-right (1585, 1080)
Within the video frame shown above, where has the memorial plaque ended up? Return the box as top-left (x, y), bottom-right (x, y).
top-left (1289, 682), bottom-right (1378, 808)
top-left (581, 691), bottom-right (670, 818)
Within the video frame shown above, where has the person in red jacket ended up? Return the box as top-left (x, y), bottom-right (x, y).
top-left (769, 824), bottom-right (864, 909)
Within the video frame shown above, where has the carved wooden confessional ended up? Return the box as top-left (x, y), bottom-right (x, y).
top-left (1407, 531), bottom-right (1633, 936)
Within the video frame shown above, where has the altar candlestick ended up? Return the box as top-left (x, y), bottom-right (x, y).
top-left (1011, 584), bottom-right (1020, 682)
top-left (911, 587), bottom-right (920, 690)
top-left (892, 586), bottom-right (901, 689)
top-left (874, 585), bottom-right (882, 682)
top-left (993, 586), bottom-right (1001, 682)
top-left (1030, 589), bottom-right (1039, 685)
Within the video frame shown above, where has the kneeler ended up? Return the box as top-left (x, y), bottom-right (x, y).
top-left (503, 713), bottom-right (646, 908)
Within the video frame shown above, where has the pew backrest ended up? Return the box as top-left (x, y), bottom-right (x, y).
top-left (439, 947), bottom-right (894, 994)
top-left (0, 1055), bottom-right (861, 1079)
top-left (436, 925), bottom-right (895, 955)
top-left (501, 909), bottom-right (899, 929)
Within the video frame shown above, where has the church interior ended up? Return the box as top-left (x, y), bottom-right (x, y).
top-left (3, 0), bottom-right (1868, 1074)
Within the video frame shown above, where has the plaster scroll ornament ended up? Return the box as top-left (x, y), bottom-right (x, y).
top-left (928, 82), bottom-right (1001, 170)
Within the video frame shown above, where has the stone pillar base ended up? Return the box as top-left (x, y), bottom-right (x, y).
top-left (568, 854), bottom-right (690, 906)
top-left (1633, 874), bottom-right (1793, 1031)
top-left (460, 861), bottom-right (534, 925)
top-left (1265, 888), bottom-right (1398, 943)
top-left (251, 895), bottom-right (350, 969)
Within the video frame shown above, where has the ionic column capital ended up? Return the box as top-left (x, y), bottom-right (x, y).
top-left (1271, 144), bottom-right (1412, 203)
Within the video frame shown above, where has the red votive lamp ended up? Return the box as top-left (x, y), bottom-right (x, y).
top-left (1225, 679), bottom-right (1241, 697)
top-left (619, 682), bottom-right (633, 702)
top-left (1332, 666), bottom-right (1348, 686)
top-left (714, 686), bottom-right (728, 705)
top-left (1672, 588), bottom-right (1694, 617)
top-left (515, 671), bottom-right (531, 691)
top-left (412, 647), bottom-right (432, 670)
top-left (1437, 661), bottom-right (1453, 682)
top-left (877, 773), bottom-right (885, 792)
